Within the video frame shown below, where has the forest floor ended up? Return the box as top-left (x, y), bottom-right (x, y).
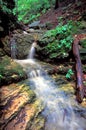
top-left (39, 1), bottom-right (86, 28)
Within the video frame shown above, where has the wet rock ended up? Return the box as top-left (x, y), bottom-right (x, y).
top-left (28, 21), bottom-right (46, 29)
top-left (0, 56), bottom-right (45, 130)
top-left (29, 21), bottom-right (40, 29)
top-left (15, 34), bottom-right (34, 59)
top-left (1, 30), bottom-right (44, 59)
top-left (26, 28), bottom-right (46, 34)
top-left (37, 61), bottom-right (74, 77)
top-left (0, 56), bottom-right (27, 86)
top-left (1, 36), bottom-right (11, 56)
top-left (59, 83), bottom-right (75, 95)
top-left (0, 85), bottom-right (35, 125)
top-left (1, 34), bottom-right (33, 59)
top-left (4, 99), bottom-right (43, 130)
top-left (28, 115), bottom-right (45, 130)
top-left (0, 83), bottom-right (44, 130)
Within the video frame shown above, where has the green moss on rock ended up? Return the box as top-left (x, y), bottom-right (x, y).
top-left (0, 56), bottom-right (27, 86)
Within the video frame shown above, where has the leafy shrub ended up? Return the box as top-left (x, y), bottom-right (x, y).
top-left (43, 20), bottom-right (79, 59)
top-left (13, 0), bottom-right (53, 23)
top-left (66, 69), bottom-right (74, 79)
top-left (0, 0), bottom-right (12, 13)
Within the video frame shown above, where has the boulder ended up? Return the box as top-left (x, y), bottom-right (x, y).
top-left (0, 56), bottom-right (27, 86)
top-left (28, 21), bottom-right (46, 29)
top-left (0, 83), bottom-right (44, 130)
top-left (29, 21), bottom-right (40, 29)
top-left (1, 30), bottom-right (45, 59)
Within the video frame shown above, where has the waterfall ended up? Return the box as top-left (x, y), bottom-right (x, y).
top-left (28, 41), bottom-right (37, 59)
top-left (15, 43), bottom-right (86, 130)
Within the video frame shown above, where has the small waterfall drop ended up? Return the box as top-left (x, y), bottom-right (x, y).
top-left (28, 41), bottom-right (37, 59)
top-left (15, 42), bottom-right (86, 130)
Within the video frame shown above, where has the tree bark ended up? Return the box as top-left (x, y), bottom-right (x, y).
top-left (54, 0), bottom-right (59, 9)
top-left (73, 38), bottom-right (85, 103)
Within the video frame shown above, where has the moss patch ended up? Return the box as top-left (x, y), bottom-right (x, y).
top-left (0, 56), bottom-right (27, 86)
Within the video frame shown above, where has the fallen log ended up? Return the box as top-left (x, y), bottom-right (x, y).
top-left (73, 36), bottom-right (85, 103)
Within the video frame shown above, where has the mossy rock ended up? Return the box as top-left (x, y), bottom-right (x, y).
top-left (28, 115), bottom-right (45, 130)
top-left (0, 56), bottom-right (27, 86)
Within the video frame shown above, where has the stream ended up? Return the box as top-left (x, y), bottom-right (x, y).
top-left (15, 42), bottom-right (86, 130)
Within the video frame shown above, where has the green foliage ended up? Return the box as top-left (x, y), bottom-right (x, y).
top-left (13, 0), bottom-right (53, 23)
top-left (0, 0), bottom-right (12, 14)
top-left (44, 20), bottom-right (79, 59)
top-left (80, 39), bottom-right (86, 48)
top-left (27, 13), bottom-right (41, 23)
top-left (66, 69), bottom-right (74, 79)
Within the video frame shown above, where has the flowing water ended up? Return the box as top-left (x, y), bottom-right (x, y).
top-left (28, 41), bottom-right (37, 59)
top-left (29, 68), bottom-right (86, 130)
top-left (15, 43), bottom-right (86, 130)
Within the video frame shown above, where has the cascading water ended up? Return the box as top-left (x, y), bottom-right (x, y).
top-left (28, 41), bottom-right (37, 59)
top-left (29, 69), bottom-right (86, 130)
top-left (15, 42), bottom-right (86, 130)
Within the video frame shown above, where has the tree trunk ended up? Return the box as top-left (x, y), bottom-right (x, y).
top-left (73, 38), bottom-right (85, 103)
top-left (54, 0), bottom-right (59, 9)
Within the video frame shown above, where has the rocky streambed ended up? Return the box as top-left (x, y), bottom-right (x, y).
top-left (0, 55), bottom-right (86, 130)
top-left (0, 27), bottom-right (86, 130)
top-left (0, 56), bottom-right (45, 130)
